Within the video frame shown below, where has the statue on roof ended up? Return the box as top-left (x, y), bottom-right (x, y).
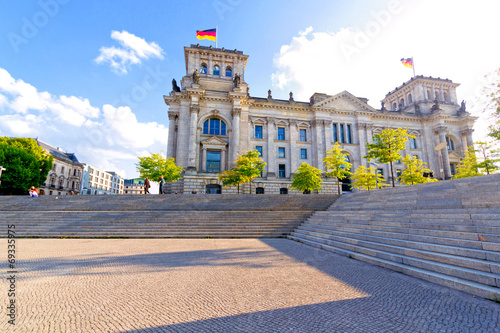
top-left (192, 69), bottom-right (200, 84)
top-left (268, 89), bottom-right (272, 99)
top-left (381, 101), bottom-right (386, 111)
top-left (459, 100), bottom-right (466, 113)
top-left (431, 99), bottom-right (440, 111)
top-left (172, 79), bottom-right (181, 92)
top-left (289, 92), bottom-right (294, 102)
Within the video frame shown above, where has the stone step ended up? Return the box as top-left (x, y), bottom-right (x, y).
top-left (287, 234), bottom-right (500, 300)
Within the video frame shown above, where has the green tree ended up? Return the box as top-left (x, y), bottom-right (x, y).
top-left (136, 153), bottom-right (183, 182)
top-left (398, 155), bottom-right (438, 185)
top-left (351, 166), bottom-right (387, 191)
top-left (452, 146), bottom-right (483, 179)
top-left (475, 141), bottom-right (500, 175)
top-left (323, 142), bottom-right (353, 195)
top-left (218, 169), bottom-right (244, 194)
top-left (0, 137), bottom-right (53, 195)
top-left (219, 150), bottom-right (266, 194)
top-left (365, 127), bottom-right (415, 187)
top-left (290, 163), bottom-right (323, 193)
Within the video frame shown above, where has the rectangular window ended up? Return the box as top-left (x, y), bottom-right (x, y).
top-left (278, 147), bottom-right (285, 158)
top-left (378, 169), bottom-right (384, 176)
top-left (299, 129), bottom-right (307, 142)
top-left (339, 124), bottom-right (345, 143)
top-left (255, 125), bottom-right (263, 139)
top-left (255, 146), bottom-right (263, 156)
top-left (450, 163), bottom-right (456, 175)
top-left (206, 150), bottom-right (221, 173)
top-left (333, 124), bottom-right (338, 142)
top-left (300, 149), bottom-right (307, 159)
top-left (277, 127), bottom-right (285, 140)
top-left (410, 137), bottom-right (417, 149)
top-left (346, 124), bottom-right (352, 144)
top-left (278, 164), bottom-right (286, 178)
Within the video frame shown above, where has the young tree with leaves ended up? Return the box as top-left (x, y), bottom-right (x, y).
top-left (323, 142), bottom-right (353, 195)
top-left (475, 141), bottom-right (500, 175)
top-left (290, 163), bottom-right (323, 193)
top-left (365, 127), bottom-right (415, 187)
top-left (219, 150), bottom-right (266, 194)
top-left (0, 137), bottom-right (53, 195)
top-left (136, 153), bottom-right (183, 182)
top-left (398, 155), bottom-right (438, 185)
top-left (351, 166), bottom-right (387, 191)
top-left (452, 146), bottom-right (483, 179)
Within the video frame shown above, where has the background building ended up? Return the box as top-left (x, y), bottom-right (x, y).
top-left (163, 45), bottom-right (477, 194)
top-left (37, 140), bottom-right (84, 195)
top-left (80, 165), bottom-right (124, 195)
top-left (123, 178), bottom-right (145, 195)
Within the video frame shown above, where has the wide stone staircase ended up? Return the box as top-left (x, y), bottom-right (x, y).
top-left (289, 174), bottom-right (500, 299)
top-left (0, 194), bottom-right (338, 238)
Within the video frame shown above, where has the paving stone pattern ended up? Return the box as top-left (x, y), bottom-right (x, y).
top-left (1, 239), bottom-right (499, 332)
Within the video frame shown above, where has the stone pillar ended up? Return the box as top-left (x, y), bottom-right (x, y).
top-left (434, 126), bottom-right (451, 179)
top-left (201, 147), bottom-right (207, 172)
top-left (221, 148), bottom-right (226, 172)
top-left (460, 128), bottom-right (474, 149)
top-left (314, 120), bottom-right (325, 170)
top-left (266, 117), bottom-right (276, 178)
top-left (231, 107), bottom-right (241, 163)
top-left (187, 105), bottom-right (200, 172)
top-left (289, 119), bottom-right (298, 175)
top-left (358, 123), bottom-right (367, 167)
top-left (324, 120), bottom-right (333, 154)
top-left (167, 112), bottom-right (177, 159)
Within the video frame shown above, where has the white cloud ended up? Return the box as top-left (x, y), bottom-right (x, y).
top-left (271, 0), bottom-right (500, 143)
top-left (0, 68), bottom-right (168, 178)
top-left (95, 30), bottom-right (164, 74)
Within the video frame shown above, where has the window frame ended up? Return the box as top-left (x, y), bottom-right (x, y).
top-left (300, 148), bottom-right (307, 159)
top-left (299, 129), bottom-right (307, 142)
top-left (278, 147), bottom-right (285, 158)
top-left (255, 125), bottom-right (263, 139)
top-left (277, 127), bottom-right (285, 141)
top-left (213, 65), bottom-right (220, 76)
top-left (278, 164), bottom-right (286, 178)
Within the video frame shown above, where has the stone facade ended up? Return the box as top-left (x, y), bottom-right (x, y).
top-left (37, 140), bottom-right (84, 195)
top-left (81, 165), bottom-right (124, 195)
top-left (163, 45), bottom-right (477, 194)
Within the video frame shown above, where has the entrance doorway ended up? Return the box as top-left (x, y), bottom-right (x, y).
top-left (206, 184), bottom-right (222, 194)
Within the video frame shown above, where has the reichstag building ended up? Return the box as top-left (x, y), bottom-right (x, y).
top-left (163, 45), bottom-right (476, 194)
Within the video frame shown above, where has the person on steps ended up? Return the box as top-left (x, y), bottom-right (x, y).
top-left (159, 175), bottom-right (164, 194)
top-left (144, 178), bottom-right (150, 194)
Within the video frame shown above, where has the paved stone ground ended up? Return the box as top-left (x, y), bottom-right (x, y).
top-left (1, 239), bottom-right (499, 333)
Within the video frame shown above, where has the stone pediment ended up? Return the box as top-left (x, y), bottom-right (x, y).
top-left (448, 151), bottom-right (462, 160)
top-left (201, 136), bottom-right (228, 147)
top-left (313, 91), bottom-right (376, 112)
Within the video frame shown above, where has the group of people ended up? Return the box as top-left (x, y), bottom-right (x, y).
top-left (143, 176), bottom-right (165, 194)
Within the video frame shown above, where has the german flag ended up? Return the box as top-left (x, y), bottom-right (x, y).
top-left (401, 58), bottom-right (413, 69)
top-left (196, 29), bottom-right (216, 42)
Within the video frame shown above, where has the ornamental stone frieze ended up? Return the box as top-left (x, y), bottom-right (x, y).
top-left (459, 128), bottom-right (474, 136)
top-left (231, 107), bottom-right (242, 117)
top-left (189, 105), bottom-right (200, 114)
top-left (433, 126), bottom-right (447, 135)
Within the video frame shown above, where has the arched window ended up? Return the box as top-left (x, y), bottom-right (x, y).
top-left (399, 98), bottom-right (405, 107)
top-left (392, 102), bottom-right (397, 110)
top-left (435, 91), bottom-right (439, 100)
top-left (427, 89), bottom-right (432, 100)
top-left (213, 65), bottom-right (220, 75)
top-left (408, 93), bottom-right (412, 103)
top-left (443, 92), bottom-right (448, 103)
top-left (446, 137), bottom-right (455, 150)
top-left (225, 66), bottom-right (232, 77)
top-left (203, 118), bottom-right (226, 136)
top-left (200, 63), bottom-right (207, 74)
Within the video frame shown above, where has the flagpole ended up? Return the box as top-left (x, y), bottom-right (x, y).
top-left (412, 56), bottom-right (416, 78)
top-left (216, 26), bottom-right (218, 48)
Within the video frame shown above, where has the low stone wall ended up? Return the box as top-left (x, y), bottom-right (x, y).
top-left (166, 174), bottom-right (342, 195)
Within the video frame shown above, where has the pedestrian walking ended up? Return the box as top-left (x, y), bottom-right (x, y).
top-left (144, 178), bottom-right (150, 194)
top-left (159, 175), bottom-right (164, 194)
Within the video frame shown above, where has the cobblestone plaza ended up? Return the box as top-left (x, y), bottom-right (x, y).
top-left (2, 239), bottom-right (498, 332)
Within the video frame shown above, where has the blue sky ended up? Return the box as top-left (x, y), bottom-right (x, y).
top-left (1, 0), bottom-right (499, 179)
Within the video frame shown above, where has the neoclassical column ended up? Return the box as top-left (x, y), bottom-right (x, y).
top-left (167, 112), bottom-right (178, 159)
top-left (358, 123), bottom-right (368, 167)
top-left (231, 107), bottom-right (241, 163)
top-left (324, 119), bottom-right (333, 154)
top-left (221, 148), bottom-right (227, 172)
top-left (266, 117), bottom-right (276, 178)
top-left (313, 119), bottom-right (325, 170)
top-left (460, 128), bottom-right (474, 149)
top-left (187, 105), bottom-right (200, 171)
top-left (201, 147), bottom-right (207, 172)
top-left (289, 119), bottom-right (298, 175)
top-left (434, 126), bottom-right (451, 179)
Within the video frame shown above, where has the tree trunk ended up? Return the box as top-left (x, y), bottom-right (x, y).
top-left (390, 161), bottom-right (395, 187)
top-left (338, 178), bottom-right (341, 195)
